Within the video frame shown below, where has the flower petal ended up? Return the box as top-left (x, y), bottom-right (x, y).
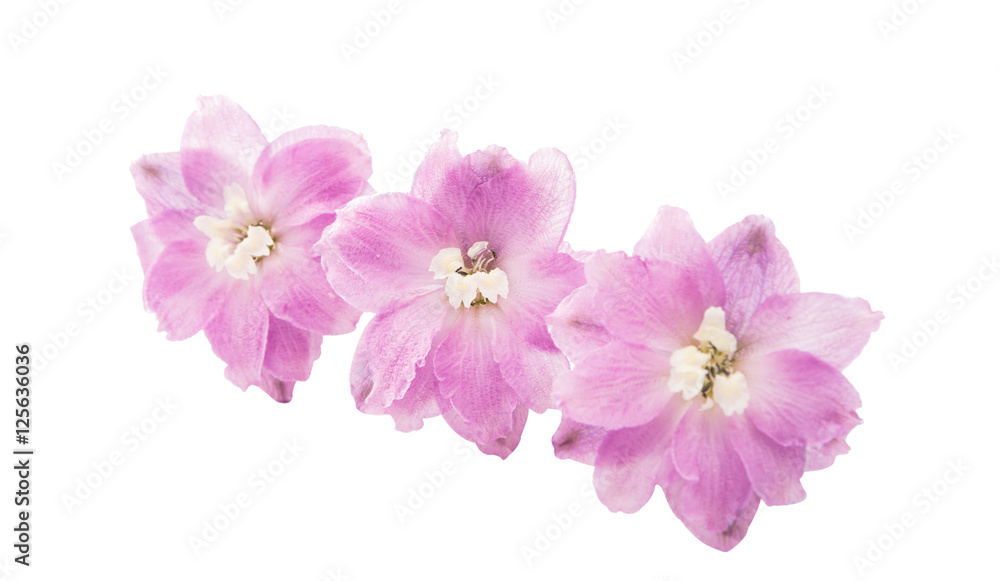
top-left (141, 239), bottom-right (232, 340)
top-left (546, 283), bottom-right (614, 366)
top-left (474, 402), bottom-right (529, 459)
top-left (387, 362), bottom-right (443, 432)
top-left (805, 411), bottom-right (860, 471)
top-left (738, 293), bottom-right (883, 371)
top-left (410, 130), bottom-right (482, 236)
top-left (739, 349), bottom-right (862, 447)
top-left (130, 152), bottom-right (216, 216)
top-left (131, 210), bottom-right (202, 275)
top-left (203, 279), bottom-right (269, 389)
top-left (180, 96), bottom-right (266, 208)
top-left (315, 192), bottom-right (459, 313)
top-left (434, 308), bottom-right (518, 444)
top-left (728, 413), bottom-right (806, 506)
top-left (502, 249), bottom-right (585, 349)
top-left (707, 215), bottom-right (799, 336)
top-left (664, 482), bottom-right (759, 552)
top-left (554, 340), bottom-right (673, 430)
top-left (552, 416), bottom-right (608, 465)
top-left (256, 371), bottom-right (295, 404)
top-left (492, 309), bottom-right (567, 413)
top-left (593, 402), bottom-right (687, 513)
top-left (259, 244), bottom-right (360, 336)
top-left (463, 147), bottom-right (575, 263)
top-left (361, 292), bottom-right (456, 409)
top-left (586, 250), bottom-right (705, 352)
top-left (262, 314), bottom-right (322, 384)
top-left (634, 205), bottom-right (725, 306)
top-left (670, 405), bottom-right (755, 535)
top-left (252, 126), bottom-right (373, 228)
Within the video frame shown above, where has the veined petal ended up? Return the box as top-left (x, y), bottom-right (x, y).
top-left (463, 147), bottom-right (575, 264)
top-left (315, 192), bottom-right (459, 313)
top-left (708, 215), bottom-right (800, 337)
top-left (434, 308), bottom-right (518, 444)
top-left (546, 283), bottom-right (614, 366)
top-left (554, 340), bottom-right (673, 430)
top-left (410, 130), bottom-right (482, 236)
top-left (669, 405), bottom-right (755, 536)
top-left (262, 315), bottom-right (322, 384)
top-left (586, 250), bottom-right (705, 352)
top-left (738, 293), bottom-right (883, 371)
top-left (739, 349), bottom-right (862, 448)
top-left (252, 126), bottom-right (373, 228)
top-left (361, 292), bottom-right (457, 409)
top-left (131, 210), bottom-right (204, 275)
top-left (387, 362), bottom-right (443, 432)
top-left (634, 205), bottom-right (725, 306)
top-left (503, 250), bottom-right (586, 350)
top-left (203, 279), bottom-right (269, 390)
top-left (492, 309), bottom-right (566, 413)
top-left (140, 238), bottom-right (232, 340)
top-left (552, 416), bottom-right (608, 465)
top-left (259, 245), bottom-right (360, 336)
top-left (728, 413), bottom-right (806, 506)
top-left (664, 482), bottom-right (759, 552)
top-left (130, 152), bottom-right (216, 216)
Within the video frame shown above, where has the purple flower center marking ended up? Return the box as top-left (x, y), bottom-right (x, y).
top-left (668, 306), bottom-right (749, 416)
top-left (429, 241), bottom-right (510, 308)
top-left (192, 183), bottom-right (275, 280)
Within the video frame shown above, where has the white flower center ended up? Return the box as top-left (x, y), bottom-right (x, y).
top-left (667, 306), bottom-right (749, 416)
top-left (430, 241), bottom-right (509, 309)
top-left (193, 184), bottom-right (274, 280)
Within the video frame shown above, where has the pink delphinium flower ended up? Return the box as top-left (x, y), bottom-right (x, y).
top-left (131, 96), bottom-right (372, 402)
top-left (547, 206), bottom-right (882, 550)
top-left (315, 131), bottom-right (585, 458)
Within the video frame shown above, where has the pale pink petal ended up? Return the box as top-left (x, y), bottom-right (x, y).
top-left (474, 402), bottom-right (528, 459)
top-left (738, 293), bottom-right (883, 371)
top-left (501, 249), bottom-right (585, 349)
top-left (491, 309), bottom-right (566, 413)
top-left (586, 250), bottom-right (705, 352)
top-left (554, 341), bottom-right (673, 430)
top-left (203, 280), bottom-right (269, 389)
top-left (552, 416), bottom-right (608, 465)
top-left (739, 349), bottom-right (862, 448)
top-left (256, 372), bottom-right (295, 404)
top-left (634, 205), bottom-right (725, 306)
top-left (262, 314), bottom-right (322, 384)
top-left (259, 245), bottom-right (360, 336)
top-left (315, 193), bottom-right (459, 313)
top-left (664, 481), bottom-right (759, 552)
top-left (463, 147), bottom-right (575, 263)
top-left (728, 413), bottom-right (806, 506)
top-left (387, 362), bottom-right (443, 432)
top-left (130, 152), bottom-right (216, 216)
top-left (805, 411), bottom-right (861, 471)
top-left (131, 210), bottom-right (202, 275)
top-left (362, 292), bottom-right (456, 409)
top-left (434, 309), bottom-right (518, 444)
top-left (252, 126), bottom-right (373, 228)
top-left (670, 406), bottom-right (755, 534)
top-left (141, 239), bottom-right (232, 340)
top-left (708, 215), bottom-right (800, 336)
top-left (410, 130), bottom-right (482, 234)
top-left (593, 402), bottom-right (687, 513)
top-left (546, 283), bottom-right (614, 367)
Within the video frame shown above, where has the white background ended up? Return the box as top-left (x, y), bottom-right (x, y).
top-left (2, 0), bottom-right (998, 579)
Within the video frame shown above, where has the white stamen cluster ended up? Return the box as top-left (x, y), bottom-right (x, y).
top-left (667, 307), bottom-right (749, 416)
top-left (430, 242), bottom-right (509, 308)
top-left (193, 184), bottom-right (274, 280)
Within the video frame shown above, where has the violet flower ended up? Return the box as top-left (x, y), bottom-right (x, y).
top-left (547, 206), bottom-right (882, 550)
top-left (131, 96), bottom-right (371, 402)
top-left (315, 131), bottom-right (584, 458)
